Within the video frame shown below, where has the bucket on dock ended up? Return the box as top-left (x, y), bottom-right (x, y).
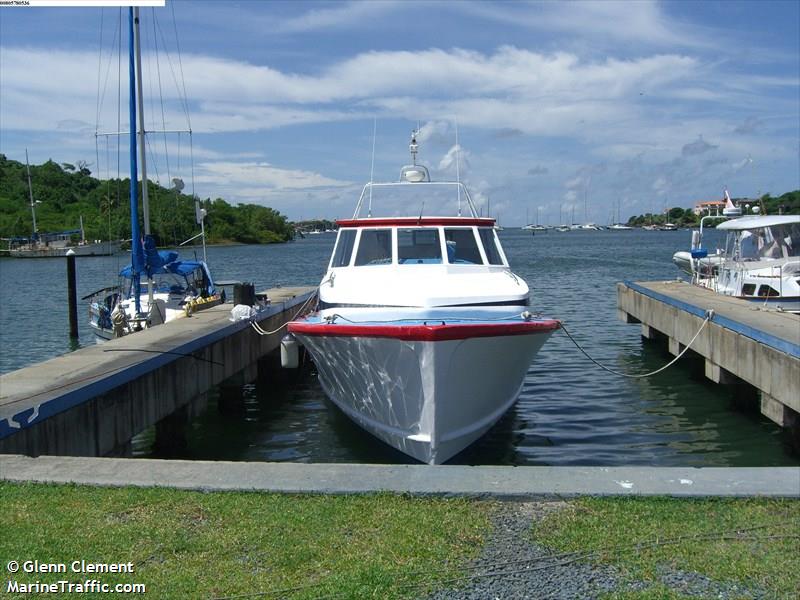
top-left (233, 282), bottom-right (256, 306)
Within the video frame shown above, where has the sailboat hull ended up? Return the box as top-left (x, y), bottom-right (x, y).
top-left (9, 241), bottom-right (121, 258)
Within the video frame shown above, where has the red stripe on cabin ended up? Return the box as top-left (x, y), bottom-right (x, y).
top-left (335, 217), bottom-right (496, 228)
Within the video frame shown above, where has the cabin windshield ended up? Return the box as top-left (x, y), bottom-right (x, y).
top-left (735, 223), bottom-right (800, 260)
top-left (354, 229), bottom-right (393, 266)
top-left (443, 228), bottom-right (482, 264)
top-left (398, 228), bottom-right (442, 264)
top-left (329, 225), bottom-right (509, 268)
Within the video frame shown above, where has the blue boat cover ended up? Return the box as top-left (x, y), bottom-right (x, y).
top-left (119, 251), bottom-right (203, 278)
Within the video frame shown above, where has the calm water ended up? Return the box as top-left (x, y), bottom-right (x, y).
top-left (1, 229), bottom-right (796, 466)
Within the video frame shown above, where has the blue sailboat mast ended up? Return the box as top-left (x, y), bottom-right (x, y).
top-left (128, 7), bottom-right (143, 314)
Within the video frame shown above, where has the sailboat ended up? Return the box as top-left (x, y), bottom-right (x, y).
top-left (7, 150), bottom-right (122, 258)
top-left (522, 206), bottom-right (548, 231)
top-left (609, 199), bottom-right (633, 230)
top-left (86, 8), bottom-right (221, 339)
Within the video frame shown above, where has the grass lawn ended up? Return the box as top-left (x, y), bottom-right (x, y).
top-left (0, 483), bottom-right (488, 599)
top-left (533, 496), bottom-right (800, 599)
top-left (3, 483), bottom-right (798, 599)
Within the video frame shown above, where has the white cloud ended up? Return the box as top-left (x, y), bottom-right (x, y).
top-left (457, 0), bottom-right (716, 50)
top-left (194, 161), bottom-right (352, 191)
top-left (1, 46), bottom-right (699, 136)
top-left (275, 1), bottom-right (402, 34)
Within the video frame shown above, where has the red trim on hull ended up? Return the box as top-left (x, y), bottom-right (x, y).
top-left (335, 217), bottom-right (496, 228)
top-left (288, 319), bottom-right (561, 342)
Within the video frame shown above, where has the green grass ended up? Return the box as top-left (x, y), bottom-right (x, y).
top-left (0, 483), bottom-right (489, 599)
top-left (532, 497), bottom-right (800, 599)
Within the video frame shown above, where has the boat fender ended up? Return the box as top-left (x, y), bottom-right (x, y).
top-left (281, 334), bottom-right (299, 369)
top-left (111, 304), bottom-right (129, 338)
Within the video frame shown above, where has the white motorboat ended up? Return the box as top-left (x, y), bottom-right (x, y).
top-left (287, 132), bottom-right (560, 464)
top-left (671, 250), bottom-right (723, 278)
top-left (675, 212), bottom-right (800, 312)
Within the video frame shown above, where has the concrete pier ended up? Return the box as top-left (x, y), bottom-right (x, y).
top-left (617, 280), bottom-right (800, 438)
top-left (1, 455), bottom-right (797, 498)
top-left (0, 286), bottom-right (316, 457)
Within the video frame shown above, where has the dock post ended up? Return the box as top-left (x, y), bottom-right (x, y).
top-left (66, 249), bottom-right (78, 339)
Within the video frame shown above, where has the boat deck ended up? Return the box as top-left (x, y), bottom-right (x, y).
top-left (617, 280), bottom-right (799, 432)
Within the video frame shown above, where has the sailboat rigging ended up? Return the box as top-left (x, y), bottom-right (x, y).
top-left (87, 7), bottom-right (220, 339)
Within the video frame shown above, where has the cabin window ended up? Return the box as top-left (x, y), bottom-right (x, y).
top-left (398, 228), bottom-right (442, 264)
top-left (331, 229), bottom-right (357, 267)
top-left (757, 285), bottom-right (780, 298)
top-left (354, 229), bottom-right (393, 266)
top-left (478, 228), bottom-right (504, 265)
top-left (444, 228), bottom-right (482, 264)
top-left (741, 284), bottom-right (756, 296)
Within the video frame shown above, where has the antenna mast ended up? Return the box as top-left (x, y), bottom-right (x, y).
top-left (455, 119), bottom-right (462, 216)
top-left (25, 148), bottom-right (38, 236)
top-left (133, 7), bottom-right (150, 236)
top-left (368, 118), bottom-right (376, 217)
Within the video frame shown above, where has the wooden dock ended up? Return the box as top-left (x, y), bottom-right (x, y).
top-left (0, 286), bottom-right (316, 457)
top-left (618, 280), bottom-right (799, 437)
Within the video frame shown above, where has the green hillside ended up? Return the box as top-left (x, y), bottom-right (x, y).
top-left (0, 154), bottom-right (294, 246)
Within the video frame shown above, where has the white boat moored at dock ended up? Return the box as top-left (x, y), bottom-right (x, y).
top-left (674, 213), bottom-right (800, 313)
top-left (288, 131), bottom-right (559, 464)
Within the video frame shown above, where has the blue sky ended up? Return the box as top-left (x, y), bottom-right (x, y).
top-left (1, 0), bottom-right (798, 225)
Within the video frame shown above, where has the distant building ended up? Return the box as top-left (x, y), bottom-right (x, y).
top-left (693, 200), bottom-right (727, 216)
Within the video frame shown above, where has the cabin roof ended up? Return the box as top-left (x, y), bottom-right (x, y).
top-left (716, 215), bottom-right (800, 230)
top-left (335, 217), bottom-right (496, 228)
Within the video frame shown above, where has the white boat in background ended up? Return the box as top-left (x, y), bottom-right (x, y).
top-left (608, 223), bottom-right (633, 230)
top-left (9, 231), bottom-right (121, 258)
top-left (6, 150), bottom-right (121, 258)
top-left (673, 192), bottom-right (800, 312)
top-left (287, 131), bottom-right (560, 464)
top-left (672, 250), bottom-right (723, 278)
top-left (697, 215), bottom-right (800, 311)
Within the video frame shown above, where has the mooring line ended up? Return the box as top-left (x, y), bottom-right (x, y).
top-left (250, 290), bottom-right (319, 337)
top-left (560, 309), bottom-right (714, 379)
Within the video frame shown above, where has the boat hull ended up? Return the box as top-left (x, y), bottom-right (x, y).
top-left (9, 241), bottom-right (122, 258)
top-left (88, 290), bottom-right (222, 340)
top-left (289, 313), bottom-right (559, 464)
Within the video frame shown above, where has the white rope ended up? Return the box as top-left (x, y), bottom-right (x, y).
top-left (250, 291), bottom-right (318, 337)
top-left (560, 310), bottom-right (715, 379)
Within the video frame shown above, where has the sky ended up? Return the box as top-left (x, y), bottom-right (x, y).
top-left (1, 0), bottom-right (798, 226)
